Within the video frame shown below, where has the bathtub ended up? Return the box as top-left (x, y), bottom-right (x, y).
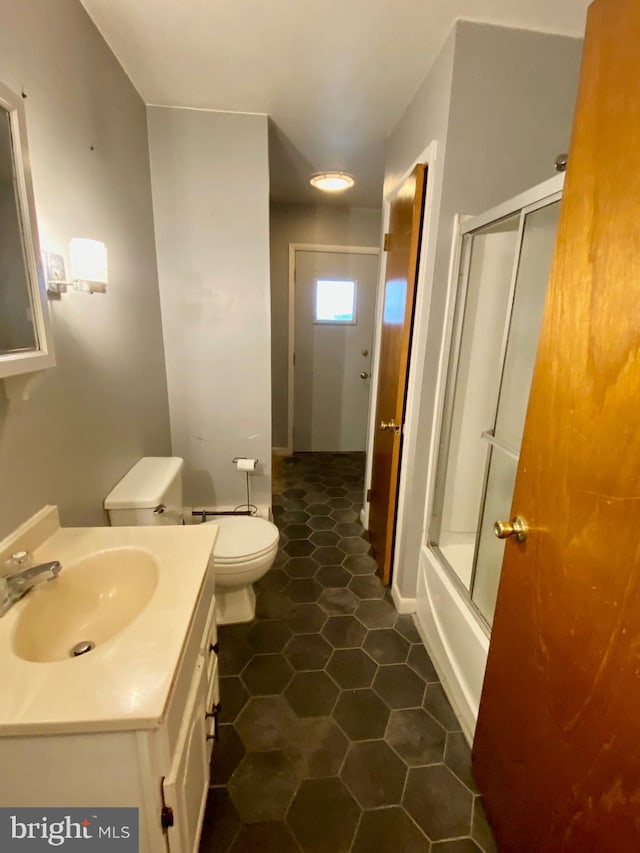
top-left (416, 543), bottom-right (489, 745)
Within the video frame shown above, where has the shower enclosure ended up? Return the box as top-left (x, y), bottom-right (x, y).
top-left (430, 175), bottom-right (563, 625)
top-left (417, 174), bottom-right (564, 739)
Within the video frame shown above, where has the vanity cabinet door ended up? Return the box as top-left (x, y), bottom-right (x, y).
top-left (163, 657), bottom-right (210, 853)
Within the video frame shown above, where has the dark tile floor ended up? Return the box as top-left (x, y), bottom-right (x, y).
top-left (199, 452), bottom-right (497, 853)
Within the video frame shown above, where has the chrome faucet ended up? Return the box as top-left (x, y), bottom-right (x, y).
top-left (0, 551), bottom-right (62, 617)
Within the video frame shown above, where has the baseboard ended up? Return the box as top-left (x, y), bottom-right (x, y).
top-left (391, 585), bottom-right (417, 614)
top-left (272, 446), bottom-right (292, 456)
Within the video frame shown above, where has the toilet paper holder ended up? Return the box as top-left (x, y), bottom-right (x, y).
top-left (232, 457), bottom-right (258, 472)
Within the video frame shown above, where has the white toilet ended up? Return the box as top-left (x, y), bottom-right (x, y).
top-left (104, 456), bottom-right (279, 625)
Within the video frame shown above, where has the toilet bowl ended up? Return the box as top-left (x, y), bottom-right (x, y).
top-left (206, 515), bottom-right (279, 624)
top-left (103, 457), bottom-right (279, 625)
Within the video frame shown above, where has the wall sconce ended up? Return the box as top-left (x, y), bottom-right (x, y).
top-left (69, 238), bottom-right (108, 293)
top-left (45, 239), bottom-right (109, 296)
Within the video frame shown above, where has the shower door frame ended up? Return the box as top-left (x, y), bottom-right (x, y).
top-left (426, 173), bottom-right (565, 632)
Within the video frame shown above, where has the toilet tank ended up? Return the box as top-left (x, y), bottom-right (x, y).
top-left (104, 457), bottom-right (184, 526)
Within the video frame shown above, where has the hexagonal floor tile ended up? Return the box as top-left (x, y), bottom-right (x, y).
top-left (284, 602), bottom-right (327, 634)
top-left (307, 516), bottom-right (336, 531)
top-left (343, 554), bottom-right (378, 575)
top-left (310, 530), bottom-right (340, 547)
top-left (333, 689), bottom-right (390, 740)
top-left (364, 629), bottom-right (410, 665)
top-left (321, 615), bottom-right (367, 648)
top-left (403, 764), bottom-right (474, 841)
top-left (326, 648), bottom-right (377, 689)
top-left (284, 633), bottom-right (333, 670)
top-left (283, 539), bottom-right (315, 557)
top-left (325, 486), bottom-right (347, 497)
top-left (317, 588), bottom-right (360, 616)
top-left (287, 777), bottom-right (360, 853)
top-left (255, 591), bottom-right (291, 620)
top-left (348, 574), bottom-right (385, 600)
top-left (445, 731), bottom-right (479, 793)
top-left (407, 643), bottom-right (439, 683)
top-left (306, 503), bottom-right (333, 516)
top-left (219, 676), bottom-right (250, 723)
top-left (219, 638), bottom-right (253, 676)
top-left (283, 556), bottom-right (319, 579)
top-left (241, 654), bottom-right (294, 696)
top-left (284, 671), bottom-right (339, 717)
top-left (430, 840), bottom-right (483, 852)
top-left (284, 577), bottom-right (322, 603)
top-left (472, 798), bottom-right (499, 853)
top-left (279, 509), bottom-right (310, 525)
top-left (254, 567), bottom-right (289, 594)
top-left (423, 683), bottom-right (463, 732)
top-left (282, 523), bottom-right (312, 540)
top-left (283, 717), bottom-right (349, 780)
top-left (386, 708), bottom-right (447, 766)
top-left (304, 491), bottom-right (330, 504)
top-left (313, 545), bottom-right (346, 566)
top-left (337, 537), bottom-right (370, 555)
top-left (351, 807), bottom-right (430, 853)
top-left (248, 620), bottom-right (292, 653)
top-left (331, 509), bottom-right (359, 523)
top-left (235, 695), bottom-right (297, 751)
top-left (228, 822), bottom-right (300, 853)
top-left (394, 614), bottom-right (422, 643)
top-left (228, 751), bottom-right (298, 823)
top-left (211, 724), bottom-right (246, 785)
top-left (355, 599), bottom-right (397, 628)
top-left (333, 521), bottom-right (362, 537)
top-left (283, 488), bottom-right (306, 499)
top-left (316, 564), bottom-right (351, 587)
top-left (341, 741), bottom-right (407, 808)
top-left (374, 664), bottom-right (426, 709)
top-left (200, 789), bottom-right (241, 853)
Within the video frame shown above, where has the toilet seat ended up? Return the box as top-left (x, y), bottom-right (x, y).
top-left (206, 516), bottom-right (279, 564)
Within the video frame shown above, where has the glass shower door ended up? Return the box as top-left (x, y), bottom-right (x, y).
top-left (471, 200), bottom-right (561, 623)
top-left (429, 183), bottom-right (562, 628)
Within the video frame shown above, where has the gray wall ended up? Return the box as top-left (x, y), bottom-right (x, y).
top-left (384, 21), bottom-right (583, 598)
top-left (0, 0), bottom-right (171, 540)
top-left (270, 203), bottom-right (381, 448)
top-left (148, 108), bottom-right (272, 512)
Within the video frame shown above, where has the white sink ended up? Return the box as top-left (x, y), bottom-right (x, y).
top-left (12, 547), bottom-right (158, 663)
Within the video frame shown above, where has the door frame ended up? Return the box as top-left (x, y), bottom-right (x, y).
top-left (362, 141), bottom-right (438, 605)
top-left (284, 243), bottom-right (381, 455)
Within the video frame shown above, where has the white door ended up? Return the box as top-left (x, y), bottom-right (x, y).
top-left (293, 250), bottom-right (378, 451)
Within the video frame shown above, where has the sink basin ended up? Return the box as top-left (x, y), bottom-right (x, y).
top-left (12, 547), bottom-right (159, 663)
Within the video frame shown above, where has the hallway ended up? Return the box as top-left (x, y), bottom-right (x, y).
top-left (199, 453), bottom-right (496, 852)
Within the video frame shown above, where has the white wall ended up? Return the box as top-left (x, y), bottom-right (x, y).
top-left (148, 108), bottom-right (272, 513)
top-left (0, 0), bottom-right (171, 540)
top-left (377, 21), bottom-right (583, 600)
top-left (270, 203), bottom-right (381, 448)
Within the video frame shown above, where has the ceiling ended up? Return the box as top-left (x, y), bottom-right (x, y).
top-left (80, 0), bottom-right (589, 207)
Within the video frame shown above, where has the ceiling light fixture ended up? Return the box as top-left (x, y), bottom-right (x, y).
top-left (310, 172), bottom-right (355, 193)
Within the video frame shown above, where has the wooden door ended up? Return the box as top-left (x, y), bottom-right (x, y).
top-left (473, 1), bottom-right (640, 850)
top-left (293, 250), bottom-right (378, 451)
top-left (369, 166), bottom-right (426, 583)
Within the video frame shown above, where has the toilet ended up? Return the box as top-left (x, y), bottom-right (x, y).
top-left (104, 457), bottom-right (279, 625)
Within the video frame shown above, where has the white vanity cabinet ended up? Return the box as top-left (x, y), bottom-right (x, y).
top-left (0, 566), bottom-right (220, 853)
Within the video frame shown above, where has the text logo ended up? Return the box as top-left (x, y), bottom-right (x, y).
top-left (0, 808), bottom-right (138, 850)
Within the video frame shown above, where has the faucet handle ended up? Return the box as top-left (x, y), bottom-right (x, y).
top-left (5, 550), bottom-right (32, 571)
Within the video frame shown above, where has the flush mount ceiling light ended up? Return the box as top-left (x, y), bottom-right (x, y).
top-left (310, 172), bottom-right (355, 193)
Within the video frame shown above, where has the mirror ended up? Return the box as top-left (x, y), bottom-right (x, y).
top-left (0, 82), bottom-right (54, 390)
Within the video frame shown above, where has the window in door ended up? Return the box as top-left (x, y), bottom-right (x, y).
top-left (315, 279), bottom-right (357, 324)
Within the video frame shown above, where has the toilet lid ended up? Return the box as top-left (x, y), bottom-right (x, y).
top-left (207, 516), bottom-right (279, 561)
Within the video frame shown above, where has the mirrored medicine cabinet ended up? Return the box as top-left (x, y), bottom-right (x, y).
top-left (0, 81), bottom-right (54, 400)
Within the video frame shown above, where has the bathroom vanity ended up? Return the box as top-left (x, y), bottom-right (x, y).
top-left (0, 507), bottom-right (219, 853)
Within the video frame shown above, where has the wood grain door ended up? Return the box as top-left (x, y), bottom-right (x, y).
top-left (472, 1), bottom-right (640, 849)
top-left (368, 165), bottom-right (426, 583)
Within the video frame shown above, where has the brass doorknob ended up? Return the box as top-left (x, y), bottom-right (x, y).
top-left (360, 371), bottom-right (369, 379)
top-left (379, 419), bottom-right (400, 433)
top-left (494, 517), bottom-right (528, 542)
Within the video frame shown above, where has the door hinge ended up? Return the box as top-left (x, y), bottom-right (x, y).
top-left (161, 806), bottom-right (174, 830)
top-left (383, 232), bottom-right (392, 252)
top-left (366, 488), bottom-right (373, 502)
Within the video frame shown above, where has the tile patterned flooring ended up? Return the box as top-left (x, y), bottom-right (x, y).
top-left (199, 452), bottom-right (497, 853)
